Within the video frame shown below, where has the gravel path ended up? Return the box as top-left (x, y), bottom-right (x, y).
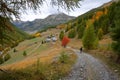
top-left (63, 48), bottom-right (118, 80)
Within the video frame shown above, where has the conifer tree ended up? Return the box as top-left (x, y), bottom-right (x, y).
top-left (68, 29), bottom-right (76, 38)
top-left (82, 21), bottom-right (98, 49)
top-left (111, 20), bottom-right (120, 63)
top-left (97, 28), bottom-right (103, 40)
top-left (59, 31), bottom-right (64, 41)
top-left (77, 25), bottom-right (85, 39)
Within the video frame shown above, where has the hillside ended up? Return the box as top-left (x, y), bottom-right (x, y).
top-left (61, 0), bottom-right (119, 39)
top-left (13, 13), bottom-right (75, 32)
top-left (0, 19), bottom-right (30, 50)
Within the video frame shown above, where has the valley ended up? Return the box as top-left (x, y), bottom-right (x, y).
top-left (0, 28), bottom-right (120, 80)
top-left (0, 0), bottom-right (120, 80)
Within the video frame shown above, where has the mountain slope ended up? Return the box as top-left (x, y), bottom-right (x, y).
top-left (0, 19), bottom-right (30, 49)
top-left (61, 0), bottom-right (119, 39)
top-left (13, 13), bottom-right (75, 32)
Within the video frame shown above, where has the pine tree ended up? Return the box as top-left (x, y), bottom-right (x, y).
top-left (97, 28), bottom-right (103, 40)
top-left (68, 29), bottom-right (76, 38)
top-left (59, 31), bottom-right (64, 41)
top-left (77, 25), bottom-right (85, 39)
top-left (111, 20), bottom-right (120, 63)
top-left (82, 21), bottom-right (98, 49)
top-left (77, 19), bottom-right (86, 39)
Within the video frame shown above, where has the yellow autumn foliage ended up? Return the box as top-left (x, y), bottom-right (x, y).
top-left (57, 24), bottom-right (66, 29)
top-left (34, 33), bottom-right (41, 37)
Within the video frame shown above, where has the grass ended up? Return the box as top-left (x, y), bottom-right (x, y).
top-left (33, 43), bottom-right (49, 55)
top-left (0, 51), bottom-right (77, 80)
top-left (98, 43), bottom-right (112, 51)
top-left (1, 37), bottom-right (45, 65)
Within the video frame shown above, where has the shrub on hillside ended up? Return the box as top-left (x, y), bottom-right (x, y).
top-left (23, 51), bottom-right (27, 56)
top-left (13, 48), bottom-right (17, 52)
top-left (4, 54), bottom-right (11, 61)
top-left (62, 36), bottom-right (70, 48)
top-left (59, 52), bottom-right (69, 63)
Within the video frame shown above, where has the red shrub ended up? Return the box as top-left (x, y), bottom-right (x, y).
top-left (62, 36), bottom-right (70, 47)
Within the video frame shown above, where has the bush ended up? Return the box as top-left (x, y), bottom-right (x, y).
top-left (4, 54), bottom-right (11, 61)
top-left (62, 36), bottom-right (70, 47)
top-left (59, 52), bottom-right (69, 63)
top-left (23, 51), bottom-right (27, 56)
top-left (13, 48), bottom-right (17, 52)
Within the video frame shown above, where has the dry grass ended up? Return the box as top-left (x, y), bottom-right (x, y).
top-left (99, 35), bottom-right (112, 45)
top-left (0, 28), bottom-right (78, 80)
top-left (0, 47), bottom-right (61, 70)
top-left (0, 40), bottom-right (75, 70)
top-left (0, 49), bottom-right (77, 80)
top-left (68, 39), bottom-right (82, 49)
top-left (41, 28), bottom-right (60, 37)
top-left (0, 28), bottom-right (63, 70)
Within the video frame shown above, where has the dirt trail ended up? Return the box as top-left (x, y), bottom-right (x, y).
top-left (63, 48), bottom-right (119, 80)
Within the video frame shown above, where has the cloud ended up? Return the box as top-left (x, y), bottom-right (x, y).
top-left (20, 0), bottom-right (111, 21)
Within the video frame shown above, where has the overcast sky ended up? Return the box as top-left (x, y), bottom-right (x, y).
top-left (20, 0), bottom-right (111, 21)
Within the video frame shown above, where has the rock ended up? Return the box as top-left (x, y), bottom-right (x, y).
top-left (80, 68), bottom-right (83, 71)
top-left (114, 70), bottom-right (118, 72)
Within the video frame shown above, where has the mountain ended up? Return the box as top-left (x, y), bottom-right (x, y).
top-left (13, 13), bottom-right (75, 32)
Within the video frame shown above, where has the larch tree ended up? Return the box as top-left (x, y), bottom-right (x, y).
top-left (59, 31), bottom-right (64, 41)
top-left (97, 28), bottom-right (103, 40)
top-left (77, 25), bottom-right (85, 39)
top-left (68, 28), bottom-right (76, 38)
top-left (82, 20), bottom-right (98, 50)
